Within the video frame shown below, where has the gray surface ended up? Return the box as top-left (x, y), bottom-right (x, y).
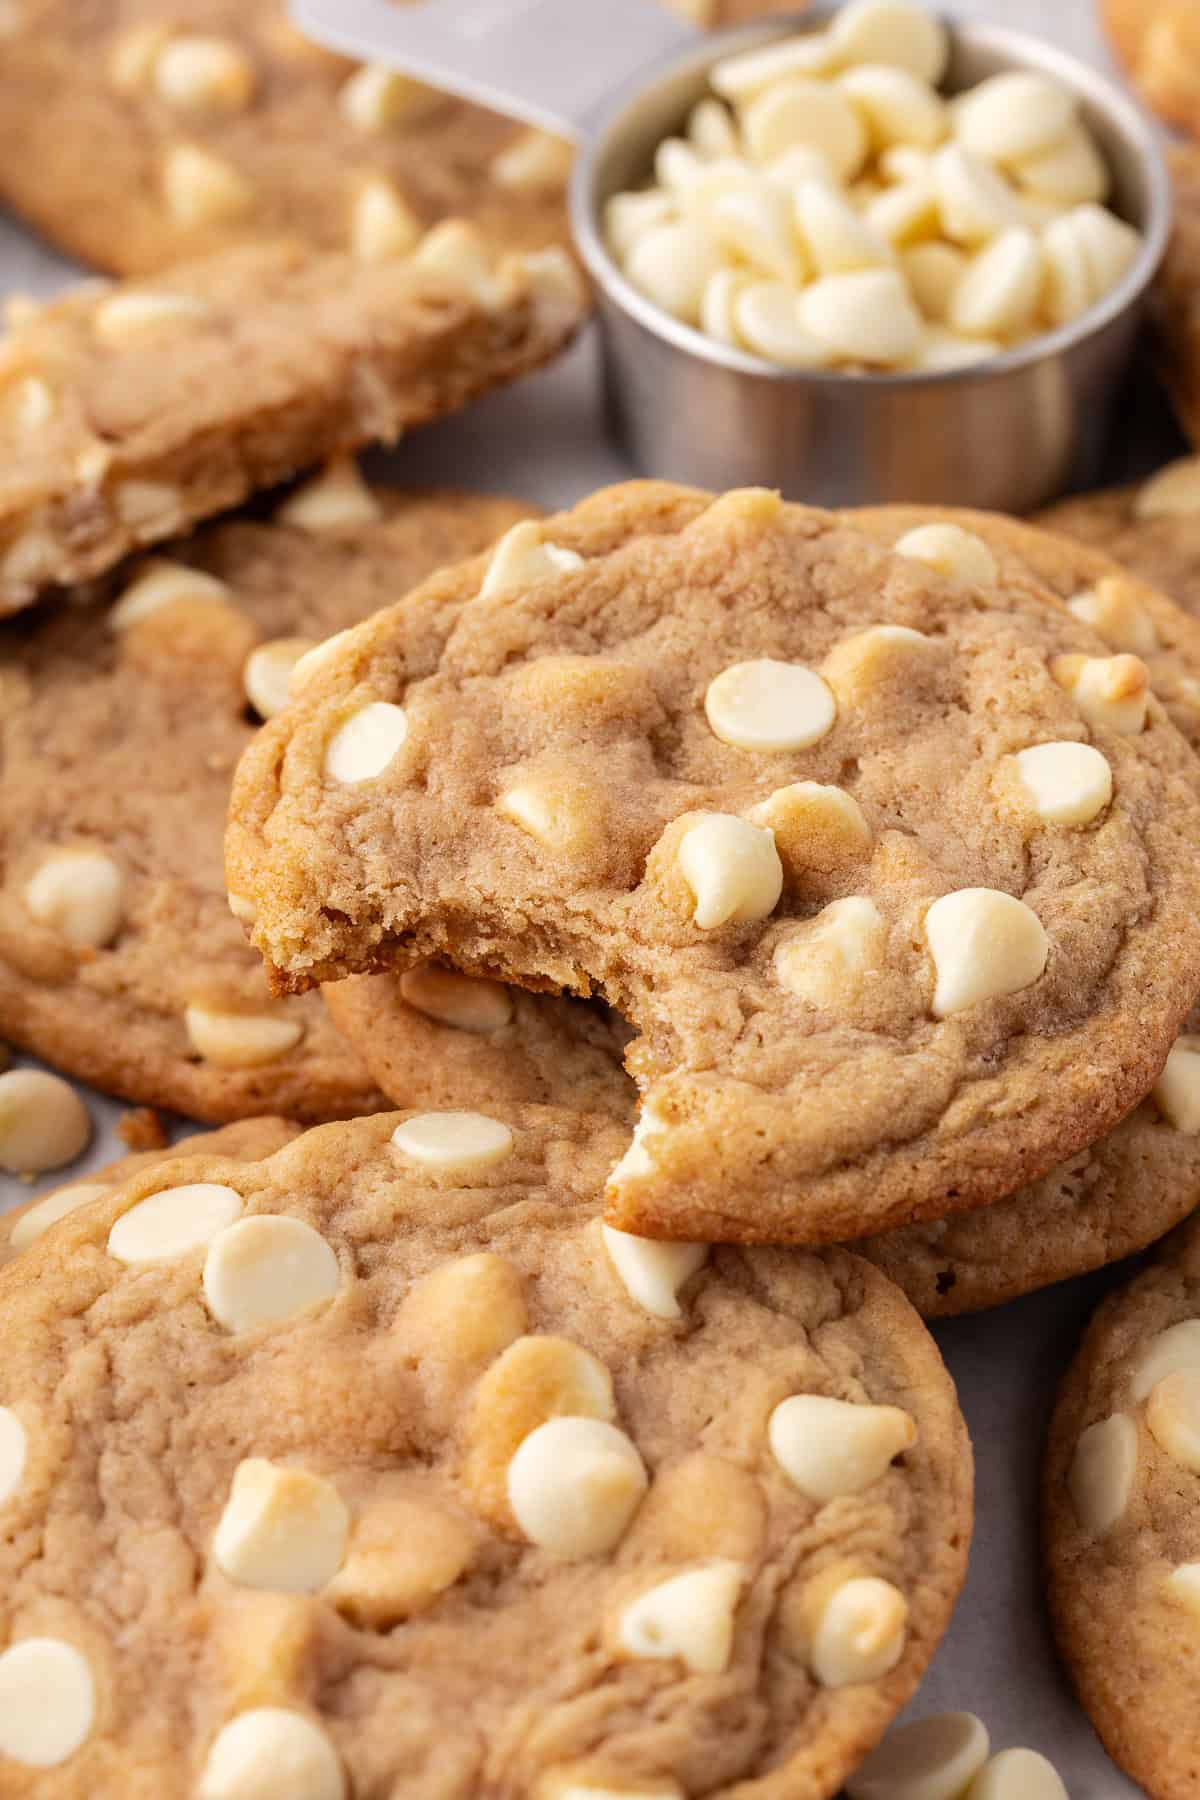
top-left (0, 3), bottom-right (1184, 1793)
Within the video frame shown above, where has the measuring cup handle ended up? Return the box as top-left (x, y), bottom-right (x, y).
top-left (290, 0), bottom-right (697, 139)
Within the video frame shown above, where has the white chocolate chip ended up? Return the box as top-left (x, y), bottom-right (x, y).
top-left (323, 701), bottom-right (408, 784)
top-left (924, 888), bottom-right (1048, 1017)
top-left (198, 1709), bottom-right (345, 1800)
top-left (277, 459), bottom-right (382, 532)
top-left (1154, 1038), bottom-right (1200, 1134)
top-left (3, 373), bottom-right (54, 431)
top-left (618, 1561), bottom-right (744, 1673)
top-left (864, 180), bottom-right (941, 248)
top-left (839, 66), bottom-right (947, 151)
top-left (185, 1004), bottom-right (304, 1069)
top-left (795, 179), bottom-right (893, 275)
top-left (243, 638), bottom-right (315, 720)
top-left (0, 1070), bottom-right (91, 1175)
top-left (391, 1111), bottom-right (514, 1174)
top-left (600, 1225), bottom-right (708, 1320)
top-left (734, 282), bottom-right (834, 367)
top-left (775, 896), bottom-right (886, 1009)
top-left (894, 522), bottom-right (997, 586)
top-left (711, 34), bottom-right (840, 104)
top-left (948, 228), bottom-right (1043, 339)
top-left (491, 128), bottom-right (573, 192)
top-left (911, 327), bottom-right (1000, 371)
top-left (0, 1409), bottom-right (26, 1505)
top-left (956, 72), bottom-right (1075, 165)
top-left (25, 848), bottom-right (124, 948)
top-left (710, 180), bottom-right (804, 283)
top-left (507, 1417), bottom-right (647, 1558)
top-left (480, 521), bottom-right (583, 599)
top-left (496, 769), bottom-right (603, 856)
top-left (1147, 1367), bottom-right (1200, 1474)
top-left (830, 0), bottom-right (949, 83)
top-left (705, 657), bottom-right (836, 752)
top-left (204, 1217), bottom-right (339, 1334)
top-left (1132, 1320), bottom-right (1200, 1403)
top-left (688, 97), bottom-right (740, 159)
top-left (1068, 203), bottom-right (1141, 299)
top-left (749, 783), bottom-right (872, 868)
top-left (1165, 1563), bottom-right (1200, 1621)
top-left (411, 221), bottom-right (508, 308)
top-left (677, 814), bottom-right (783, 931)
top-left (1067, 1411), bottom-right (1137, 1534)
top-left (847, 1712), bottom-right (992, 1800)
top-left (214, 1459), bottom-right (349, 1593)
top-left (1010, 741), bottom-right (1112, 827)
top-left (624, 220), bottom-right (723, 326)
top-left (809, 1576), bottom-right (908, 1687)
top-left (933, 145), bottom-right (1022, 246)
top-left (0, 1639), bottom-right (95, 1768)
top-left (108, 22), bottom-right (172, 91)
top-left (902, 242), bottom-right (967, 320)
top-left (965, 1749), bottom-right (1068, 1800)
top-left (742, 78), bottom-right (867, 182)
top-left (327, 1497), bottom-right (475, 1628)
top-left (1067, 579), bottom-right (1158, 654)
top-left (108, 1181), bottom-right (243, 1264)
top-left (154, 36), bottom-right (256, 113)
top-left (1053, 652), bottom-right (1148, 735)
top-left (162, 143), bottom-right (253, 226)
top-left (339, 63), bottom-right (427, 132)
top-left (1136, 457), bottom-right (1200, 519)
top-left (110, 557), bottom-right (232, 627)
top-left (352, 177), bottom-right (422, 262)
top-left (399, 964), bottom-right (515, 1035)
top-left (799, 268), bottom-right (922, 364)
top-left (769, 1394), bottom-right (916, 1501)
top-left (9, 1181), bottom-right (110, 1252)
top-left (608, 1102), bottom-right (670, 1191)
top-left (700, 268), bottom-right (754, 344)
top-left (114, 478), bottom-right (185, 533)
top-left (1014, 125), bottom-right (1108, 207)
top-left (605, 190), bottom-right (677, 262)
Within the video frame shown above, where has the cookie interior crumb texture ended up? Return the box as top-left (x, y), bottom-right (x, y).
top-left (226, 481), bottom-right (1200, 1245)
top-left (0, 1105), bottom-right (971, 1797)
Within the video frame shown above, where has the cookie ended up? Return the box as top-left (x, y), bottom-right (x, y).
top-left (0, 227), bottom-right (582, 613)
top-left (1102, 0), bottom-right (1200, 135)
top-left (0, 1103), bottom-right (971, 1797)
top-left (864, 501), bottom-right (1200, 752)
top-left (0, 481), bottom-right (535, 1122)
top-left (1044, 1196), bottom-right (1200, 1800)
top-left (1151, 146), bottom-right (1200, 450)
top-left (857, 1010), bottom-right (1200, 1315)
top-left (0, 0), bottom-right (576, 277)
top-left (323, 967), bottom-right (636, 1118)
top-left (227, 481), bottom-right (1200, 1245)
top-left (1, 1116), bottom-right (300, 1260)
top-left (1039, 455), bottom-right (1200, 637)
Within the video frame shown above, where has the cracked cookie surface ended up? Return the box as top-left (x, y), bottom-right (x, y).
top-left (227, 482), bottom-right (1200, 1244)
top-left (0, 1104), bottom-right (970, 1798)
top-left (1045, 1204), bottom-right (1200, 1800)
top-left (0, 483), bottom-right (533, 1122)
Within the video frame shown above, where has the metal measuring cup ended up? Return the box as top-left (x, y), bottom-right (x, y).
top-left (292, 0), bottom-right (1170, 511)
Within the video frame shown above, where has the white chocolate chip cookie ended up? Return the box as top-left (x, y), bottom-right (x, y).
top-left (228, 482), bottom-right (1200, 1246)
top-left (0, 1105), bottom-right (971, 1797)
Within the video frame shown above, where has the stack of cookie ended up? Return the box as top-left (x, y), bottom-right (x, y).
top-left (3, 1), bottom-right (1200, 1796)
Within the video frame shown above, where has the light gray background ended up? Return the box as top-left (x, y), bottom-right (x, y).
top-left (0, 4), bottom-right (1179, 1793)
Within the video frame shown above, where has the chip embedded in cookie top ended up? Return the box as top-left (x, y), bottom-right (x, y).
top-left (227, 481), bottom-right (1200, 1245)
top-left (1044, 1204), bottom-right (1200, 1800)
top-left (0, 485), bottom-right (536, 1123)
top-left (0, 1105), bottom-right (970, 1798)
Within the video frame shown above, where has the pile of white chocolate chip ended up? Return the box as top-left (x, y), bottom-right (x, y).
top-left (605, 0), bottom-right (1143, 372)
